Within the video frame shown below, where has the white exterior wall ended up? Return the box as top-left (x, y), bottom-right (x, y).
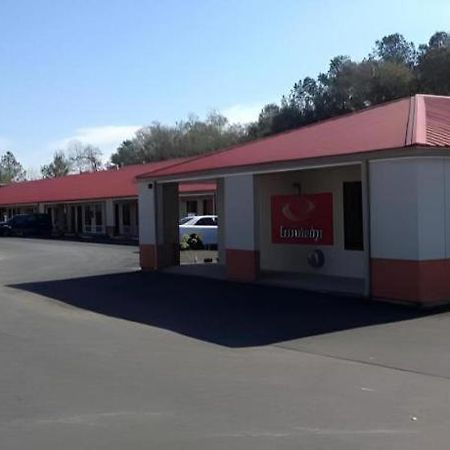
top-left (138, 181), bottom-right (157, 245)
top-left (370, 157), bottom-right (450, 261)
top-left (224, 174), bottom-right (258, 251)
top-left (257, 165), bottom-right (365, 278)
top-left (216, 179), bottom-right (226, 263)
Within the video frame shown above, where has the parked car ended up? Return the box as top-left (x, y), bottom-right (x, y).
top-left (179, 215), bottom-right (218, 246)
top-left (0, 214), bottom-right (52, 237)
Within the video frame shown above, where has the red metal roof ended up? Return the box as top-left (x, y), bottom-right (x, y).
top-left (138, 95), bottom-right (450, 180)
top-left (0, 159), bottom-right (216, 207)
top-left (422, 95), bottom-right (450, 147)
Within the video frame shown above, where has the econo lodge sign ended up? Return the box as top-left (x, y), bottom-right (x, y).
top-left (271, 193), bottom-right (334, 245)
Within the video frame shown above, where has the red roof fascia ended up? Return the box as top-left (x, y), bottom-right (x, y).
top-left (0, 158), bottom-right (215, 207)
top-left (139, 95), bottom-right (450, 180)
top-left (179, 182), bottom-right (216, 193)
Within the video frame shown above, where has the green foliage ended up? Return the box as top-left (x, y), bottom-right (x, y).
top-left (248, 31), bottom-right (450, 139)
top-left (41, 151), bottom-right (71, 178)
top-left (373, 33), bottom-right (417, 66)
top-left (110, 31), bottom-right (450, 164)
top-left (417, 32), bottom-right (450, 94)
top-left (180, 233), bottom-right (204, 250)
top-left (110, 112), bottom-right (248, 167)
top-left (111, 140), bottom-right (140, 167)
top-left (0, 151), bottom-right (26, 183)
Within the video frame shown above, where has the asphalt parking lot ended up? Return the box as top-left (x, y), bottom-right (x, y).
top-left (1, 238), bottom-right (450, 449)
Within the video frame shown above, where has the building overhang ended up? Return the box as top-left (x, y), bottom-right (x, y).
top-left (137, 146), bottom-right (449, 184)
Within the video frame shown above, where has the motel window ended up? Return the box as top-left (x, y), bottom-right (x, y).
top-left (95, 204), bottom-right (103, 233)
top-left (122, 203), bottom-right (131, 226)
top-left (203, 198), bottom-right (214, 215)
top-left (186, 200), bottom-right (198, 215)
top-left (84, 206), bottom-right (92, 223)
top-left (343, 181), bottom-right (363, 251)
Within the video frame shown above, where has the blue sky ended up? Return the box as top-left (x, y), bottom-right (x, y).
top-left (1, 0), bottom-right (449, 173)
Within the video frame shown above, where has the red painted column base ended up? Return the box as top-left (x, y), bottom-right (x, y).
top-left (140, 244), bottom-right (158, 271)
top-left (140, 243), bottom-right (180, 271)
top-left (371, 258), bottom-right (450, 306)
top-left (226, 249), bottom-right (260, 282)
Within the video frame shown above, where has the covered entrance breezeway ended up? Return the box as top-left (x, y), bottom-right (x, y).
top-left (138, 179), bottom-right (221, 270)
top-left (137, 161), bottom-right (370, 297)
top-left (136, 95), bottom-right (450, 307)
top-left (254, 164), bottom-right (368, 296)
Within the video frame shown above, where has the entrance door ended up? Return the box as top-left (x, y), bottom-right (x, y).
top-left (83, 204), bottom-right (104, 234)
top-left (114, 203), bottom-right (120, 235)
top-left (84, 205), bottom-right (93, 233)
top-left (94, 204), bottom-right (103, 233)
top-left (46, 207), bottom-right (54, 229)
top-left (70, 206), bottom-right (76, 233)
top-left (76, 206), bottom-right (83, 233)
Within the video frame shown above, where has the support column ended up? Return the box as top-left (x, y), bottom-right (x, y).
top-left (156, 183), bottom-right (180, 268)
top-left (105, 199), bottom-right (115, 237)
top-left (138, 181), bottom-right (179, 271)
top-left (216, 179), bottom-right (226, 264)
top-left (138, 181), bottom-right (158, 271)
top-left (370, 157), bottom-right (450, 307)
top-left (224, 174), bottom-right (259, 282)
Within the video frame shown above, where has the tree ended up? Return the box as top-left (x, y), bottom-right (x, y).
top-left (111, 140), bottom-right (142, 167)
top-left (110, 112), bottom-right (247, 166)
top-left (68, 141), bottom-right (103, 173)
top-left (41, 151), bottom-right (71, 178)
top-left (366, 60), bottom-right (415, 104)
top-left (249, 31), bottom-right (449, 139)
top-left (0, 151), bottom-right (26, 183)
top-left (115, 30), bottom-right (450, 155)
top-left (423, 31), bottom-right (450, 51)
top-left (373, 33), bottom-right (417, 66)
top-left (417, 32), bottom-right (450, 94)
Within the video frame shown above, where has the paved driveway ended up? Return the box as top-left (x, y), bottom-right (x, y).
top-left (1, 238), bottom-right (450, 449)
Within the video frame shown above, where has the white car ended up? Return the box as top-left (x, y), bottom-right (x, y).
top-left (179, 215), bottom-right (218, 246)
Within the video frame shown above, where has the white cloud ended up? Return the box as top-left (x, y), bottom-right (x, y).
top-left (52, 125), bottom-right (141, 160)
top-left (221, 103), bottom-right (264, 124)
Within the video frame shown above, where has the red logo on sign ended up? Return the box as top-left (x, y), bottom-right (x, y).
top-left (271, 193), bottom-right (333, 245)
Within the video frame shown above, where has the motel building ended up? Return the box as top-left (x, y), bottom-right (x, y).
top-left (0, 159), bottom-right (216, 238)
top-left (137, 94), bottom-right (450, 307)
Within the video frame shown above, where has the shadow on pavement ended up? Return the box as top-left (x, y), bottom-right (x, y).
top-left (9, 271), bottom-right (438, 348)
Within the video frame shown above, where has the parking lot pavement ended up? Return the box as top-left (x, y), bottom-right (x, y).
top-left (1, 238), bottom-right (450, 449)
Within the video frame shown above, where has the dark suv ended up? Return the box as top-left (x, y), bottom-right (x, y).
top-left (0, 214), bottom-right (52, 237)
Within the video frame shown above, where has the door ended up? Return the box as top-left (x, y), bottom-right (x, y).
top-left (114, 203), bottom-right (120, 235)
top-left (83, 204), bottom-right (104, 234)
top-left (70, 206), bottom-right (76, 233)
top-left (75, 206), bottom-right (82, 233)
